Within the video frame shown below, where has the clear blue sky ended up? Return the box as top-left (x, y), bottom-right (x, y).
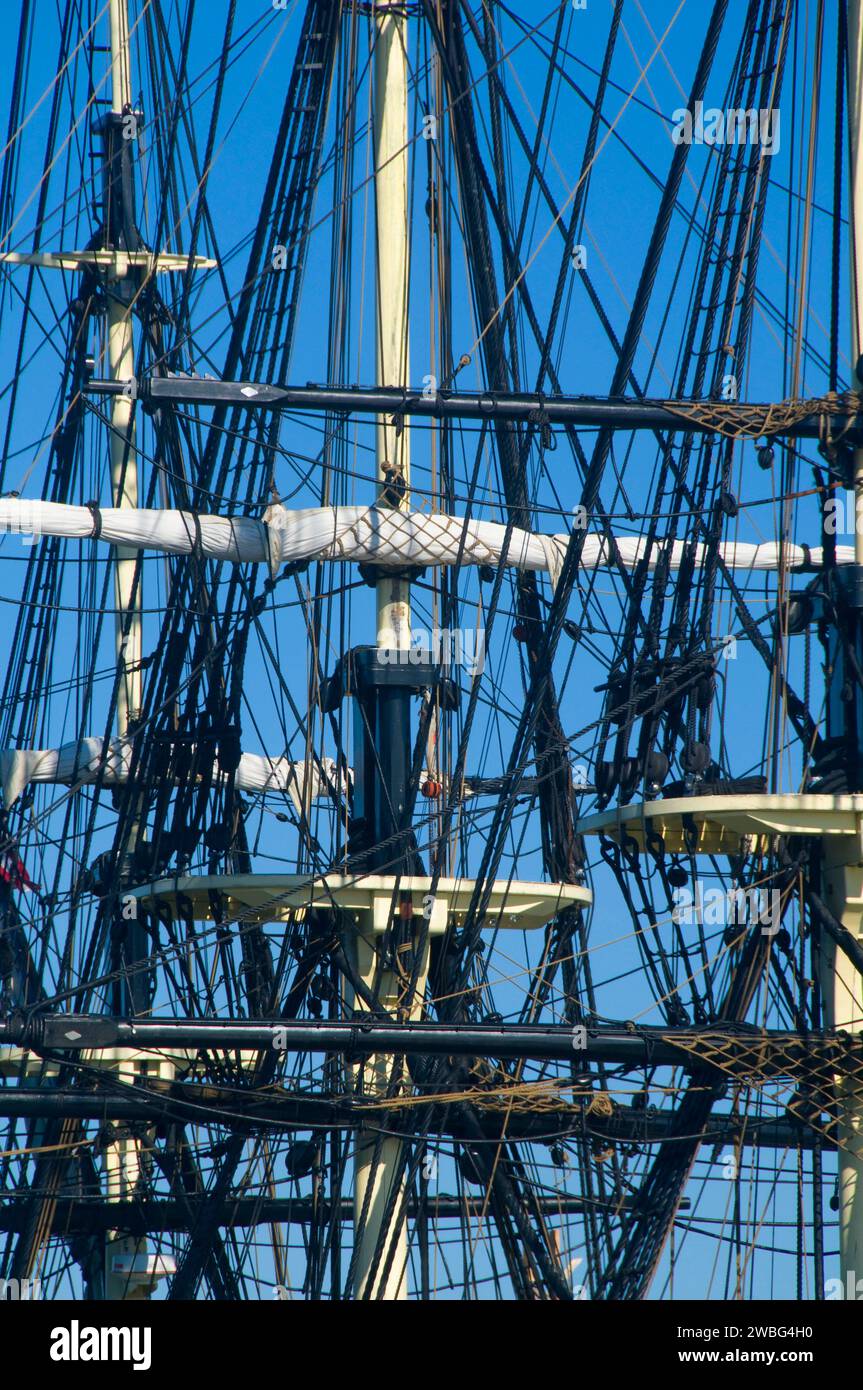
top-left (0, 0), bottom-right (844, 1298)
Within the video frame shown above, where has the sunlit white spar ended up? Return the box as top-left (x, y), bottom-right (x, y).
top-left (0, 499), bottom-right (851, 583)
top-left (0, 738), bottom-right (346, 810)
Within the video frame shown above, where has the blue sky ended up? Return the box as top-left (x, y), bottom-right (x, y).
top-left (0, 0), bottom-right (847, 1298)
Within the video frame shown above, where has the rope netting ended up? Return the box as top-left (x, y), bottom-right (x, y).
top-left (661, 390), bottom-right (861, 440)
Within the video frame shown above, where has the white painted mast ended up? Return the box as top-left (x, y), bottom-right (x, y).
top-left (100, 0), bottom-right (207, 1302)
top-left (351, 0), bottom-right (418, 1301)
top-left (107, 0), bottom-right (142, 737)
top-left (102, 0), bottom-right (155, 1303)
top-left (374, 3), bottom-right (412, 654)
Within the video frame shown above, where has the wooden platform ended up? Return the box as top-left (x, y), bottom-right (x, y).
top-left (126, 872), bottom-right (592, 934)
top-left (577, 793), bottom-right (863, 855)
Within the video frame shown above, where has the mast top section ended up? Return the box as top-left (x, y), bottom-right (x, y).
top-left (109, 0), bottom-right (133, 115)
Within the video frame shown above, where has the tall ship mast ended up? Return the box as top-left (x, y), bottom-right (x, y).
top-left (0, 0), bottom-right (862, 1304)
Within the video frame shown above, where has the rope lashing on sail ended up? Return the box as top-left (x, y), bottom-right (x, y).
top-left (660, 390), bottom-right (861, 440)
top-left (0, 498), bottom-right (852, 579)
top-left (0, 738), bottom-right (347, 811)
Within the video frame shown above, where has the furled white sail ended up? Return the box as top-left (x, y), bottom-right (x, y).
top-left (0, 738), bottom-right (346, 812)
top-left (0, 497), bottom-right (850, 581)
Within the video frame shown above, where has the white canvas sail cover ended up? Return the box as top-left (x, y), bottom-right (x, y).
top-left (0, 738), bottom-right (346, 812)
top-left (0, 498), bottom-right (849, 581)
